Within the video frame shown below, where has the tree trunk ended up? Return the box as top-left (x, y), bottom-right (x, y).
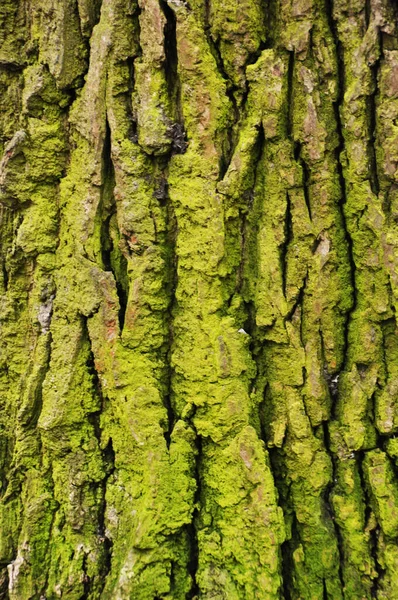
top-left (1, 0), bottom-right (398, 598)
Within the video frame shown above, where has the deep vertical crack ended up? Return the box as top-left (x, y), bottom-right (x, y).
top-left (323, 422), bottom-right (346, 593)
top-left (187, 430), bottom-right (201, 599)
top-left (85, 318), bottom-right (115, 592)
top-left (100, 121), bottom-right (129, 331)
top-left (281, 191), bottom-right (293, 297)
top-left (368, 38), bottom-right (381, 198)
top-left (357, 452), bottom-right (382, 597)
top-left (325, 2), bottom-right (357, 370)
top-left (160, 174), bottom-right (177, 447)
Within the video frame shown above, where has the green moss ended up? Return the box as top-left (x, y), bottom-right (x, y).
top-left (1, 0), bottom-right (398, 596)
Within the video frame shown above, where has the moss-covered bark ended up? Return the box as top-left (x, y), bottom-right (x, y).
top-left (1, 0), bottom-right (398, 598)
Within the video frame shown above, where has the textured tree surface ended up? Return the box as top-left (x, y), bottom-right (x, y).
top-left (1, 0), bottom-right (398, 598)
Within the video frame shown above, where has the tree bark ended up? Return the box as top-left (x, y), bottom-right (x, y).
top-left (1, 0), bottom-right (398, 598)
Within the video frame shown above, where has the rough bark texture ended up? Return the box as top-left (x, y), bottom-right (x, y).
top-left (1, 0), bottom-right (398, 598)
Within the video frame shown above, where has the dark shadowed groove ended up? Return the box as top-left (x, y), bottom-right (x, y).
top-left (263, 0), bottom-right (277, 48)
top-left (281, 192), bottom-right (293, 298)
top-left (320, 330), bottom-right (340, 416)
top-left (236, 124), bottom-right (264, 305)
top-left (285, 274), bottom-right (307, 325)
top-left (159, 0), bottom-right (178, 104)
top-left (100, 121), bottom-right (129, 331)
top-left (323, 578), bottom-right (328, 600)
top-left (357, 452), bottom-right (382, 596)
top-left (365, 0), bottom-right (371, 29)
top-left (0, 206), bottom-right (12, 294)
top-left (203, 0), bottom-right (240, 178)
top-left (288, 56), bottom-right (312, 223)
top-left (101, 211), bottom-right (129, 332)
top-left (319, 3), bottom-right (357, 583)
top-left (152, 5), bottom-right (197, 569)
top-left (324, 0), bottom-right (357, 370)
top-left (0, 570), bottom-right (8, 599)
top-left (126, 56), bottom-right (139, 143)
top-left (286, 51), bottom-right (294, 139)
top-left (368, 36), bottom-right (381, 198)
top-left (277, 486), bottom-right (299, 600)
top-left (148, 2), bottom-right (183, 448)
top-left (82, 552), bottom-right (91, 599)
top-left (75, 0), bottom-right (104, 42)
top-left (322, 422), bottom-right (346, 593)
top-left (159, 0), bottom-right (187, 154)
top-left (300, 152), bottom-right (312, 221)
top-left (160, 177), bottom-right (178, 448)
top-left (84, 318), bottom-right (115, 593)
top-left (187, 430), bottom-right (202, 599)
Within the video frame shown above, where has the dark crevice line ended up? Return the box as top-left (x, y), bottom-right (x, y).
top-left (98, 437), bottom-right (115, 593)
top-left (162, 179), bottom-right (178, 447)
top-left (75, 0), bottom-right (103, 61)
top-left (141, 6), bottom-right (181, 447)
top-left (186, 431), bottom-right (202, 599)
top-left (263, 0), bottom-right (277, 47)
top-left (300, 369), bottom-right (316, 427)
top-left (126, 56), bottom-right (139, 143)
top-left (159, 0), bottom-right (187, 153)
top-left (279, 496), bottom-right (300, 600)
top-left (367, 35), bottom-right (381, 198)
top-left (82, 552), bottom-right (91, 599)
top-left (357, 452), bottom-right (382, 596)
top-left (325, 3), bottom-right (357, 373)
top-left (0, 60), bottom-right (25, 72)
top-left (293, 143), bottom-right (312, 221)
top-left (373, 319), bottom-right (390, 435)
top-left (101, 212), bottom-right (129, 332)
top-left (235, 124), bottom-right (264, 304)
top-left (322, 421), bottom-right (345, 594)
top-left (301, 155), bottom-right (312, 221)
top-left (297, 275), bottom-right (308, 346)
top-left (244, 40), bottom-right (270, 68)
top-left (237, 116), bottom-right (287, 597)
top-left (0, 568), bottom-right (9, 598)
top-left (323, 578), bottom-right (328, 600)
top-left (1, 262), bottom-right (8, 293)
top-left (155, 132), bottom-right (196, 588)
top-left (159, 0), bottom-right (178, 108)
top-left (288, 55), bottom-right (312, 223)
top-left (0, 207), bottom-right (12, 294)
top-left (135, 1), bottom-right (143, 58)
top-left (202, 0), bottom-right (240, 178)
top-left (281, 192), bottom-right (293, 298)
top-left (286, 51), bottom-right (295, 140)
top-left (365, 0), bottom-right (371, 30)
top-left (100, 120), bottom-right (129, 331)
top-left (124, 2), bottom-right (141, 145)
top-left (84, 318), bottom-right (115, 591)
top-left (284, 274), bottom-right (307, 327)
top-left (280, 536), bottom-right (293, 600)
top-left (237, 126), bottom-right (266, 401)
